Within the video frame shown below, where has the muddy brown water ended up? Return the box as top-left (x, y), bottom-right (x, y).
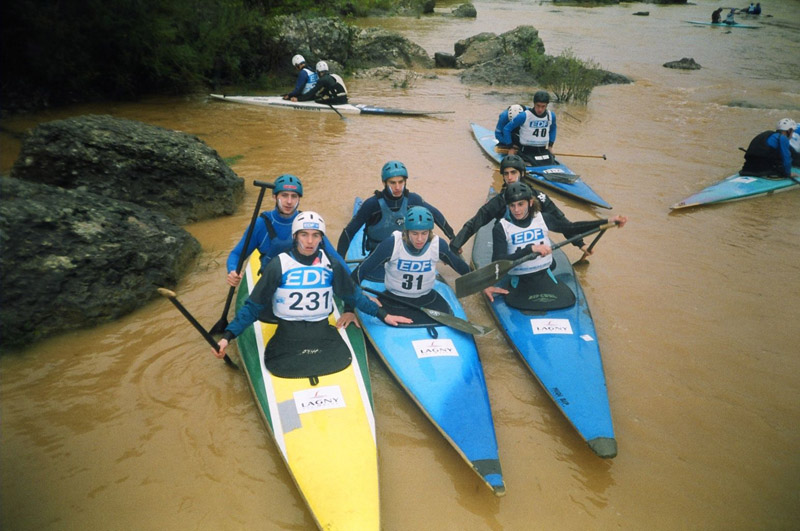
top-left (2, 1), bottom-right (799, 529)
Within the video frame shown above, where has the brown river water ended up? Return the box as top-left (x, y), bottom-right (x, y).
top-left (2, 1), bottom-right (799, 529)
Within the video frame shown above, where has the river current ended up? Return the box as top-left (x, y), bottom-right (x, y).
top-left (2, 1), bottom-right (799, 529)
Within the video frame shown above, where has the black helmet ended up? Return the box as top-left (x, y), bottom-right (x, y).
top-left (533, 90), bottom-right (550, 104)
top-left (499, 154), bottom-right (526, 176)
top-left (504, 181), bottom-right (533, 203)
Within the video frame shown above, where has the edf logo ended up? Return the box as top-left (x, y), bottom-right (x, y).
top-left (283, 267), bottom-right (332, 288)
top-left (397, 259), bottom-right (432, 272)
top-left (511, 228), bottom-right (544, 245)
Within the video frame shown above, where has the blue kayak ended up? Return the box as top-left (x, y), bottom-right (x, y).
top-left (471, 188), bottom-right (617, 458)
top-left (685, 20), bottom-right (760, 29)
top-left (671, 168), bottom-right (800, 209)
top-left (471, 123), bottom-right (612, 209)
top-left (346, 198), bottom-right (505, 495)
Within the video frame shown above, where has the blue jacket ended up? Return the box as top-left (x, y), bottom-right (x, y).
top-left (498, 110), bottom-right (558, 147)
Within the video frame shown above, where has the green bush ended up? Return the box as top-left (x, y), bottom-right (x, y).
top-left (528, 48), bottom-right (603, 104)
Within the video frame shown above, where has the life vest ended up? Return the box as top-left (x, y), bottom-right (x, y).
top-left (258, 210), bottom-right (296, 264)
top-left (383, 232), bottom-right (439, 297)
top-left (499, 212), bottom-right (552, 275)
top-left (365, 196), bottom-right (408, 249)
top-left (518, 109), bottom-right (552, 147)
top-left (301, 67), bottom-right (319, 94)
top-left (272, 251), bottom-right (334, 322)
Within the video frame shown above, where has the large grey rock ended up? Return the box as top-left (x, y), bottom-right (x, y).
top-left (272, 15), bottom-right (355, 66)
top-left (0, 176), bottom-right (201, 349)
top-left (351, 28), bottom-right (434, 69)
top-left (11, 115), bottom-right (244, 225)
top-left (452, 3), bottom-right (477, 17)
top-left (663, 57), bottom-right (701, 70)
top-left (455, 26), bottom-right (545, 68)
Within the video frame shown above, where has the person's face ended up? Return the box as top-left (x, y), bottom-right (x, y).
top-left (275, 191), bottom-right (300, 215)
top-left (533, 102), bottom-right (548, 115)
top-left (501, 168), bottom-right (521, 185)
top-left (295, 230), bottom-right (323, 256)
top-left (508, 199), bottom-right (531, 221)
top-left (407, 230), bottom-right (430, 250)
top-left (385, 176), bottom-right (406, 198)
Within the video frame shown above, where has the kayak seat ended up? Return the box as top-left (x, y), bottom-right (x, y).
top-left (377, 289), bottom-right (452, 328)
top-left (505, 269), bottom-right (576, 311)
top-left (264, 319), bottom-right (351, 378)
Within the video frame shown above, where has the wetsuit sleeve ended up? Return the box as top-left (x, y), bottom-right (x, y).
top-left (778, 135), bottom-right (793, 177)
top-left (439, 244), bottom-right (471, 275)
top-left (549, 112), bottom-right (557, 146)
top-left (410, 194), bottom-right (455, 241)
top-left (547, 218), bottom-right (608, 244)
top-left (321, 236), bottom-right (349, 270)
top-left (337, 197), bottom-right (378, 256)
top-left (536, 193), bottom-right (586, 248)
top-left (350, 238), bottom-right (393, 284)
top-left (450, 195), bottom-right (505, 251)
top-left (223, 258), bottom-right (282, 339)
top-left (330, 259), bottom-right (386, 319)
top-left (226, 218), bottom-right (268, 273)
top-left (505, 113), bottom-right (527, 147)
top-left (494, 111), bottom-right (509, 144)
top-left (286, 70), bottom-right (309, 99)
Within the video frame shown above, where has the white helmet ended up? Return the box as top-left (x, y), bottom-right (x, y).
top-left (291, 54), bottom-right (305, 67)
top-left (315, 60), bottom-right (329, 73)
top-left (777, 118), bottom-right (796, 131)
top-left (292, 211), bottom-right (326, 237)
top-left (507, 104), bottom-right (524, 121)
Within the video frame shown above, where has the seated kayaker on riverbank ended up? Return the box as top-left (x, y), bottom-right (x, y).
top-left (225, 174), bottom-right (345, 288)
top-left (488, 182), bottom-right (627, 308)
top-left (712, 8), bottom-right (723, 23)
top-left (498, 91), bottom-right (558, 167)
top-left (336, 160), bottom-right (456, 256)
top-left (449, 155), bottom-right (595, 257)
top-left (740, 118), bottom-right (797, 179)
top-left (494, 104), bottom-right (526, 149)
top-left (282, 54), bottom-right (318, 102)
top-left (214, 212), bottom-right (411, 369)
top-left (350, 206), bottom-right (476, 323)
top-left (296, 61), bottom-right (348, 105)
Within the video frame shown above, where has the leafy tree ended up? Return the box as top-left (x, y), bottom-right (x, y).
top-left (528, 48), bottom-right (603, 104)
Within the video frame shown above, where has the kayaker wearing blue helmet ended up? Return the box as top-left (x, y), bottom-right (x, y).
top-left (282, 54), bottom-right (318, 102)
top-left (336, 160), bottom-right (456, 256)
top-left (226, 174), bottom-right (346, 287)
top-left (351, 206), bottom-right (469, 321)
top-left (215, 211), bottom-right (411, 364)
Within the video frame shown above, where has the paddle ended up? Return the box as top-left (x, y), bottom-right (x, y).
top-left (455, 222), bottom-right (618, 298)
top-left (528, 170), bottom-right (579, 184)
top-left (326, 102), bottom-right (346, 120)
top-left (157, 288), bottom-right (238, 369)
top-left (554, 152), bottom-right (607, 160)
top-left (737, 146), bottom-right (800, 186)
top-left (360, 286), bottom-right (493, 336)
top-left (573, 229), bottom-right (607, 265)
top-left (209, 179), bottom-right (275, 335)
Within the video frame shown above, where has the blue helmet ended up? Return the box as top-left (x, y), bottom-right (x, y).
top-left (273, 174), bottom-right (303, 196)
top-left (381, 160), bottom-right (408, 181)
top-left (404, 206), bottom-right (434, 231)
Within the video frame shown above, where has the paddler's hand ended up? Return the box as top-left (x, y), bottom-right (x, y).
top-left (609, 215), bottom-right (628, 228)
top-left (336, 312), bottom-right (360, 329)
top-left (383, 314), bottom-right (413, 327)
top-left (529, 243), bottom-right (552, 256)
top-left (290, 97), bottom-right (298, 102)
top-left (483, 286), bottom-right (509, 303)
top-left (214, 339), bottom-right (229, 359)
top-left (226, 271), bottom-right (242, 287)
top-left (367, 295), bottom-right (382, 306)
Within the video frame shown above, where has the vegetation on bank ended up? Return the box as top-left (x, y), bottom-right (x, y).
top-left (528, 48), bottom-right (603, 104)
top-left (0, 0), bottom-right (430, 112)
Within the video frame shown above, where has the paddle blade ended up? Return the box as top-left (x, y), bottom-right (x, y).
top-left (455, 259), bottom-right (514, 298)
top-left (422, 308), bottom-right (493, 336)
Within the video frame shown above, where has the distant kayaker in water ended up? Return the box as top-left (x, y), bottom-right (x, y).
top-left (213, 211), bottom-right (411, 360)
top-left (489, 182), bottom-right (627, 306)
top-left (296, 61), bottom-right (348, 105)
top-left (498, 90), bottom-right (558, 167)
top-left (225, 174), bottom-right (345, 288)
top-left (712, 8), bottom-right (723, 23)
top-left (789, 122), bottom-right (800, 165)
top-left (723, 8), bottom-right (737, 24)
top-left (336, 160), bottom-right (456, 256)
top-left (449, 154), bottom-right (595, 256)
top-left (282, 54), bottom-right (318, 102)
top-left (494, 104), bottom-right (526, 148)
top-left (740, 118), bottom-right (797, 178)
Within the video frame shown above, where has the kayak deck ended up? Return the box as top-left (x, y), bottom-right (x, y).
top-left (470, 123), bottom-right (612, 209)
top-left (671, 169), bottom-right (800, 209)
top-left (685, 20), bottom-right (760, 28)
top-left (209, 94), bottom-right (453, 116)
top-left (235, 250), bottom-right (380, 529)
top-left (471, 188), bottom-right (617, 458)
top-left (345, 198), bottom-right (505, 495)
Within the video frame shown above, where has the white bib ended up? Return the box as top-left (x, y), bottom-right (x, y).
top-left (518, 110), bottom-right (552, 147)
top-left (384, 232), bottom-right (439, 297)
top-left (499, 213), bottom-right (552, 275)
top-left (273, 252), bottom-right (334, 322)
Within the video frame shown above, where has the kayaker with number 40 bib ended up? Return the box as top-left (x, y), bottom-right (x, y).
top-left (336, 160), bottom-right (457, 256)
top-left (214, 212), bottom-right (411, 364)
top-left (499, 90), bottom-right (558, 167)
top-left (490, 182), bottom-right (627, 306)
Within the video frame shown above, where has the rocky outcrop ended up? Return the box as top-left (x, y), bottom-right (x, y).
top-left (663, 57), bottom-right (701, 70)
top-left (351, 28), bottom-right (434, 69)
top-left (11, 115), bottom-right (244, 225)
top-left (451, 3), bottom-right (477, 17)
top-left (0, 176), bottom-right (201, 349)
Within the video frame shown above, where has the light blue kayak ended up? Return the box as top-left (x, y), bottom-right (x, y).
top-left (671, 168), bottom-right (800, 209)
top-left (471, 188), bottom-right (617, 458)
top-left (471, 123), bottom-right (612, 209)
top-left (346, 198), bottom-right (505, 495)
top-left (685, 20), bottom-right (760, 29)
